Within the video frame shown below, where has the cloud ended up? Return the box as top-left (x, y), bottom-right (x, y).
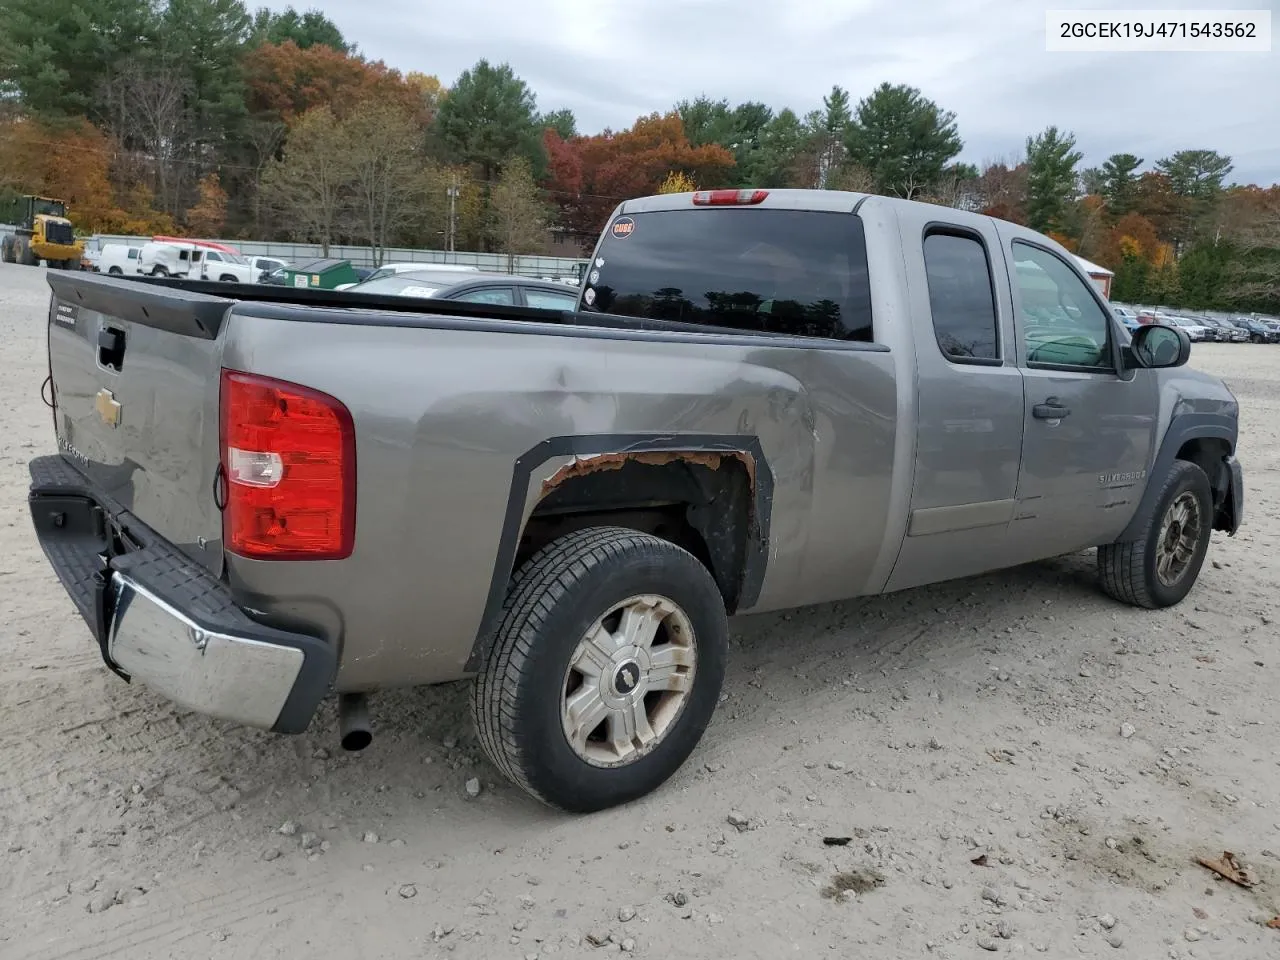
top-left (289, 0), bottom-right (1279, 184)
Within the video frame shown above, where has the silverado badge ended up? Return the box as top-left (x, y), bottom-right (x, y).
top-left (95, 388), bottom-right (121, 428)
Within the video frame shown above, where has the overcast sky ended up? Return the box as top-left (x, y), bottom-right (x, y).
top-left (288, 0), bottom-right (1279, 185)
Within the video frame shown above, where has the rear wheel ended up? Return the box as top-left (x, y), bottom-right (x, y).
top-left (219, 274), bottom-right (238, 282)
top-left (151, 266), bottom-right (168, 277)
top-left (473, 527), bottom-right (728, 813)
top-left (1097, 460), bottom-right (1213, 609)
top-left (108, 266), bottom-right (123, 276)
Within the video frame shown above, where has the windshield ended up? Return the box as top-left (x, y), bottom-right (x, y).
top-left (32, 197), bottom-right (66, 218)
top-left (582, 208), bottom-right (874, 340)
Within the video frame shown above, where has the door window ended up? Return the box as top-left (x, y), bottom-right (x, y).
top-left (923, 230), bottom-right (1000, 363)
top-left (524, 289), bottom-right (578, 310)
top-left (1011, 242), bottom-right (1112, 369)
top-left (453, 287), bottom-right (515, 305)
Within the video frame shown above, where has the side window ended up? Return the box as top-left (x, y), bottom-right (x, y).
top-left (453, 287), bottom-right (515, 305)
top-left (128, 249), bottom-right (138, 259)
top-left (524, 289), bottom-right (577, 310)
top-left (922, 230), bottom-right (999, 362)
top-left (206, 252), bottom-right (221, 262)
top-left (1012, 242), bottom-right (1113, 369)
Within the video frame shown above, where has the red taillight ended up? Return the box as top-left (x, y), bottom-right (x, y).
top-left (219, 369), bottom-right (355, 560)
top-left (691, 189), bottom-right (769, 206)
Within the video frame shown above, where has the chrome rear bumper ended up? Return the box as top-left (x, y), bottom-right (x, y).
top-left (28, 454), bottom-right (334, 733)
top-left (108, 573), bottom-right (307, 729)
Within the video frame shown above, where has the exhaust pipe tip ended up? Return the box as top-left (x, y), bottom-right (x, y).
top-left (338, 693), bottom-right (372, 752)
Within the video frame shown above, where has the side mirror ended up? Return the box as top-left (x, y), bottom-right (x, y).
top-left (1127, 323), bottom-right (1190, 369)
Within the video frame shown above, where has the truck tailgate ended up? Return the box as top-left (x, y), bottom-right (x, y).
top-left (45, 272), bottom-right (231, 575)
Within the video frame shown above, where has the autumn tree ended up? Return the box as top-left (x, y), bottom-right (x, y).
top-left (542, 112), bottom-right (735, 244)
top-left (261, 104), bottom-right (350, 253)
top-left (0, 116), bottom-right (170, 232)
top-left (435, 60), bottom-right (543, 182)
top-left (344, 102), bottom-right (423, 262)
top-left (1025, 126), bottom-right (1082, 233)
top-left (243, 41), bottom-right (424, 123)
top-left (844, 83), bottom-right (963, 199)
top-left (974, 160), bottom-right (1029, 223)
top-left (186, 172), bottom-right (228, 234)
top-left (657, 171), bottom-right (697, 194)
top-left (488, 156), bottom-right (547, 270)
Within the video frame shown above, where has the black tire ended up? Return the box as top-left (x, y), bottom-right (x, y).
top-left (1097, 460), bottom-right (1213, 609)
top-left (108, 266), bottom-right (123, 276)
top-left (151, 266), bottom-right (168, 277)
top-left (219, 274), bottom-right (237, 282)
top-left (473, 526), bottom-right (728, 813)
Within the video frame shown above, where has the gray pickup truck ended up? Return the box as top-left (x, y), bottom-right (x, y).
top-left (29, 188), bottom-right (1243, 813)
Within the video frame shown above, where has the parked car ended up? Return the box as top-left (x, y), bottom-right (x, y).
top-left (345, 269), bottom-right (582, 310)
top-left (1203, 317), bottom-right (1248, 343)
top-left (96, 243), bottom-right (143, 276)
top-left (1168, 315), bottom-right (1210, 341)
top-left (30, 188), bottom-right (1244, 814)
top-left (1232, 316), bottom-right (1278, 343)
top-left (1111, 305), bottom-right (1139, 331)
top-left (335, 261), bottom-right (480, 290)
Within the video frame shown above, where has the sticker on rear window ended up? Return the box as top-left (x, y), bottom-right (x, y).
top-left (610, 217), bottom-right (635, 239)
top-left (583, 287), bottom-right (596, 306)
top-left (589, 270), bottom-right (600, 284)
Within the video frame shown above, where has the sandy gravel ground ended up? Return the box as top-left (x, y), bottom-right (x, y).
top-left (1, 260), bottom-right (1278, 960)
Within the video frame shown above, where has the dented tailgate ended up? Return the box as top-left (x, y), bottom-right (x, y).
top-left (45, 272), bottom-right (231, 575)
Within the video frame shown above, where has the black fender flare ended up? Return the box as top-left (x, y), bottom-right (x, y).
top-left (1116, 412), bottom-right (1238, 543)
top-left (465, 433), bottom-right (774, 672)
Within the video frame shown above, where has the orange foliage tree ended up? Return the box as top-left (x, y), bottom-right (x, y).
top-left (542, 112), bottom-right (735, 242)
top-left (0, 117), bottom-right (171, 233)
top-left (186, 173), bottom-right (229, 236)
top-left (242, 41), bottom-right (430, 124)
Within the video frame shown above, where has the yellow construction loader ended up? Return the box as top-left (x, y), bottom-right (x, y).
top-left (1, 195), bottom-right (84, 269)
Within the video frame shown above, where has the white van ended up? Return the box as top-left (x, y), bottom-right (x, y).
top-left (97, 243), bottom-right (143, 275)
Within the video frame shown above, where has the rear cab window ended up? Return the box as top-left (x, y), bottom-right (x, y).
top-left (922, 230), bottom-right (1000, 363)
top-left (581, 208), bottom-right (874, 341)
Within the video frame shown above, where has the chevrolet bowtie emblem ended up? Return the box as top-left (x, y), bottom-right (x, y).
top-left (95, 388), bottom-right (121, 428)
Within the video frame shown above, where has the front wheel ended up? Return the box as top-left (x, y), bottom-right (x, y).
top-left (151, 266), bottom-right (168, 277)
top-left (473, 527), bottom-right (728, 813)
top-left (1097, 460), bottom-right (1213, 608)
top-left (108, 266), bottom-right (123, 276)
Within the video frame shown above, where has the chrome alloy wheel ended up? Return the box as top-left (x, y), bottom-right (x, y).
top-left (1156, 491), bottom-right (1202, 587)
top-left (561, 594), bottom-right (696, 767)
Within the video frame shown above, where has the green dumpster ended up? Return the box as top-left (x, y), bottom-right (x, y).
top-left (283, 258), bottom-right (359, 290)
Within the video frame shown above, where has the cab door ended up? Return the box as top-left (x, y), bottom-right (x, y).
top-left (884, 213), bottom-right (1025, 593)
top-left (996, 229), bottom-right (1158, 563)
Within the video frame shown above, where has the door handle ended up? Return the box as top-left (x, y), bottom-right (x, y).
top-left (1033, 398), bottom-right (1070, 420)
